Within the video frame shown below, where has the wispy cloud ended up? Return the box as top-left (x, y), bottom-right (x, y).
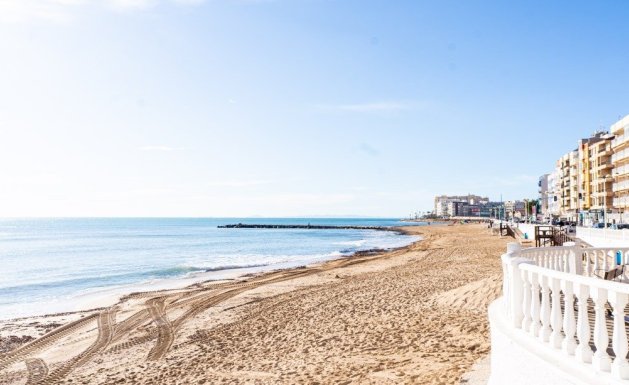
top-left (358, 143), bottom-right (379, 156)
top-left (138, 145), bottom-right (183, 152)
top-left (493, 174), bottom-right (538, 187)
top-left (206, 179), bottom-right (273, 188)
top-left (0, 0), bottom-right (207, 23)
top-left (106, 0), bottom-right (156, 12)
top-left (314, 100), bottom-right (425, 113)
top-left (0, 0), bottom-right (78, 23)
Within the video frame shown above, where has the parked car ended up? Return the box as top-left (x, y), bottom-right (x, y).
top-left (617, 224), bottom-right (629, 230)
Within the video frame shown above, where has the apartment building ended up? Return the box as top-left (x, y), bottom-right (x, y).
top-left (433, 194), bottom-right (489, 217)
top-left (558, 150), bottom-right (578, 221)
top-left (546, 168), bottom-right (561, 219)
top-left (612, 115), bottom-right (629, 220)
top-left (538, 174), bottom-right (549, 217)
top-left (576, 132), bottom-right (614, 225)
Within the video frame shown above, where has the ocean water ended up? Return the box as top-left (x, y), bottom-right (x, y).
top-left (0, 218), bottom-right (421, 320)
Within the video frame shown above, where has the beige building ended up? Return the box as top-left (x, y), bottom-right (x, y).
top-left (612, 115), bottom-right (629, 218)
top-left (558, 150), bottom-right (578, 221)
top-left (580, 132), bottom-right (613, 225)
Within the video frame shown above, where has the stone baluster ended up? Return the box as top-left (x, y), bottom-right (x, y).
top-left (609, 291), bottom-right (629, 379)
top-left (549, 276), bottom-right (563, 348)
top-left (591, 287), bottom-right (611, 372)
top-left (539, 275), bottom-right (551, 342)
top-left (521, 269), bottom-right (531, 332)
top-left (561, 280), bottom-right (576, 355)
top-left (529, 271), bottom-right (541, 337)
top-left (602, 250), bottom-right (609, 273)
top-left (584, 251), bottom-right (592, 277)
top-left (593, 251), bottom-right (600, 277)
top-left (550, 250), bottom-right (555, 269)
top-left (574, 283), bottom-right (592, 363)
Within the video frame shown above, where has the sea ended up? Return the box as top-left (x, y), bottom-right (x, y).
top-left (0, 218), bottom-right (422, 320)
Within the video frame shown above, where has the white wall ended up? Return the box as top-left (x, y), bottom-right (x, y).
top-left (514, 223), bottom-right (536, 240)
top-left (576, 226), bottom-right (629, 247)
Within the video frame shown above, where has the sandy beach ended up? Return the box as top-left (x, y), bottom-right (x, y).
top-left (0, 223), bottom-right (510, 385)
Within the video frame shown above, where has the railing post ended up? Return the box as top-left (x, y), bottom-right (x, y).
top-left (564, 241), bottom-right (582, 275)
top-left (549, 277), bottom-right (563, 348)
top-left (561, 279), bottom-right (577, 355)
top-left (591, 287), bottom-right (612, 372)
top-left (584, 250), bottom-right (592, 277)
top-left (521, 269), bottom-right (532, 332)
top-left (529, 270), bottom-right (541, 338)
top-left (504, 243), bottom-right (524, 328)
top-left (539, 274), bottom-right (551, 342)
top-left (574, 282), bottom-right (592, 363)
top-left (609, 291), bottom-right (629, 379)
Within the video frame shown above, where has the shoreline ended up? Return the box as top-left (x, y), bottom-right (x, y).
top-left (0, 227), bottom-right (421, 323)
top-left (0, 224), bottom-right (509, 385)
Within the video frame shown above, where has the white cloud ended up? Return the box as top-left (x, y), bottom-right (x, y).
top-left (0, 0), bottom-right (208, 23)
top-left (493, 174), bottom-right (539, 187)
top-left (172, 0), bottom-right (205, 4)
top-left (315, 100), bottom-right (424, 113)
top-left (138, 145), bottom-right (183, 151)
top-left (206, 179), bottom-right (273, 188)
top-left (0, 0), bottom-right (77, 23)
top-left (106, 0), bottom-right (156, 11)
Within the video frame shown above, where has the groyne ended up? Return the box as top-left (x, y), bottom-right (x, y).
top-left (217, 223), bottom-right (394, 231)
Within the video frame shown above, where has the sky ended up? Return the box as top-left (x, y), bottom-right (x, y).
top-left (2, 0), bottom-right (629, 217)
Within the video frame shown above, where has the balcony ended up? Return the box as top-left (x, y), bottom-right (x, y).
top-left (615, 197), bottom-right (629, 207)
top-left (615, 180), bottom-right (629, 192)
top-left (613, 134), bottom-right (629, 149)
top-left (598, 163), bottom-right (613, 171)
top-left (615, 164), bottom-right (629, 177)
top-left (613, 149), bottom-right (629, 163)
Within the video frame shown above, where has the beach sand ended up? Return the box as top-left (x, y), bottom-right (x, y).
top-left (0, 223), bottom-right (510, 385)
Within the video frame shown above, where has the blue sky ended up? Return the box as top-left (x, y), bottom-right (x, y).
top-left (1, 0), bottom-right (629, 217)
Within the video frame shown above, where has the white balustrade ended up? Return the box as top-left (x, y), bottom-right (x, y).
top-left (591, 287), bottom-right (612, 371)
top-left (574, 282), bottom-right (593, 363)
top-left (561, 280), bottom-right (577, 355)
top-left (501, 242), bottom-right (629, 381)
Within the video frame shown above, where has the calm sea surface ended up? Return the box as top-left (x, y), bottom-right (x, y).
top-left (0, 218), bottom-right (422, 319)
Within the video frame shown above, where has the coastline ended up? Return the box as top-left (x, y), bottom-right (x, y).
top-left (0, 223), bottom-right (509, 384)
top-left (0, 227), bottom-right (420, 323)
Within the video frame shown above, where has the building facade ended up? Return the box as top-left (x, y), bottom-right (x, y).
top-left (612, 115), bottom-right (629, 223)
top-left (433, 194), bottom-right (489, 217)
top-left (538, 174), bottom-right (549, 218)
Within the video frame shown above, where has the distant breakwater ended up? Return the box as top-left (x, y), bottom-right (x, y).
top-left (217, 223), bottom-right (396, 231)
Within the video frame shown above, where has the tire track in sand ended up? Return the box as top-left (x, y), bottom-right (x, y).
top-left (24, 358), bottom-right (48, 385)
top-left (40, 307), bottom-right (117, 384)
top-left (0, 313), bottom-right (99, 372)
top-left (145, 298), bottom-right (174, 361)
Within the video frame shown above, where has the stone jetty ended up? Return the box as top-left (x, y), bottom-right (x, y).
top-left (217, 223), bottom-right (394, 231)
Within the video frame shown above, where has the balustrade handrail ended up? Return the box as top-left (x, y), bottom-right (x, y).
top-left (519, 263), bottom-right (629, 293)
top-left (501, 242), bottom-right (629, 382)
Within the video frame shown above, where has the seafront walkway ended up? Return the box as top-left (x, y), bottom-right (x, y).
top-left (492, 240), bottom-right (629, 385)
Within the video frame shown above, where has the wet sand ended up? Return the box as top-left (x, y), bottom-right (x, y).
top-left (0, 223), bottom-right (510, 385)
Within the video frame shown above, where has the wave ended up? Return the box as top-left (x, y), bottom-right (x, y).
top-left (333, 240), bottom-right (367, 247)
